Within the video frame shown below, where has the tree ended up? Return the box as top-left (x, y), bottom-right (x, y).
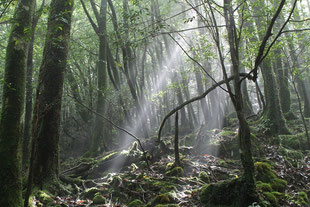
top-left (23, 0), bottom-right (46, 170)
top-left (223, 0), bottom-right (257, 204)
top-left (251, 0), bottom-right (290, 135)
top-left (0, 0), bottom-right (35, 205)
top-left (30, 0), bottom-right (74, 188)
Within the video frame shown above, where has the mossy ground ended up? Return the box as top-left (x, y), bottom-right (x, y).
top-left (31, 122), bottom-right (310, 207)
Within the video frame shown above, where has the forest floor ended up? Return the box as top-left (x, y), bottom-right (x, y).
top-left (32, 118), bottom-right (310, 207)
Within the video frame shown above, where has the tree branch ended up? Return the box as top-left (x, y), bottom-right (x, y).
top-left (251, 0), bottom-right (286, 82)
top-left (80, 0), bottom-right (99, 35)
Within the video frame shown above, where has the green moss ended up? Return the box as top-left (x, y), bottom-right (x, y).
top-left (254, 162), bottom-right (287, 193)
top-left (270, 178), bottom-right (287, 192)
top-left (199, 171), bottom-right (210, 183)
top-left (254, 162), bottom-right (276, 183)
top-left (271, 191), bottom-right (284, 201)
top-left (183, 133), bottom-right (196, 146)
top-left (277, 146), bottom-right (304, 167)
top-left (151, 193), bottom-right (175, 206)
top-left (297, 191), bottom-right (308, 205)
top-left (256, 181), bottom-right (272, 192)
top-left (82, 187), bottom-right (102, 199)
top-left (165, 167), bottom-right (184, 177)
top-left (279, 133), bottom-right (307, 150)
top-left (200, 179), bottom-right (241, 206)
top-left (152, 181), bottom-right (177, 193)
top-left (154, 205), bottom-right (179, 207)
top-left (98, 151), bottom-right (119, 163)
top-left (220, 130), bottom-right (237, 137)
top-left (263, 192), bottom-right (278, 207)
top-left (92, 192), bottom-right (106, 204)
top-left (36, 191), bottom-right (55, 206)
top-left (128, 199), bottom-right (144, 207)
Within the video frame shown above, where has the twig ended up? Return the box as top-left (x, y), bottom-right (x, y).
top-left (0, 0), bottom-right (14, 19)
top-left (168, 33), bottom-right (229, 93)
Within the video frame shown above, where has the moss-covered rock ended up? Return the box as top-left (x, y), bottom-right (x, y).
top-left (200, 179), bottom-right (241, 206)
top-left (165, 167), bottom-right (184, 177)
top-left (151, 193), bottom-right (176, 206)
top-left (254, 162), bottom-right (287, 193)
top-left (128, 199), bottom-right (144, 207)
top-left (254, 162), bottom-right (277, 182)
top-left (92, 192), bottom-right (106, 204)
top-left (263, 192), bottom-right (278, 207)
top-left (199, 171), bottom-right (210, 183)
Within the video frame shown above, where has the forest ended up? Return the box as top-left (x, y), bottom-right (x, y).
top-left (0, 0), bottom-right (310, 206)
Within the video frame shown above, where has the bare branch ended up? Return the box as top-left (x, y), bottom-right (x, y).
top-left (168, 33), bottom-right (229, 93)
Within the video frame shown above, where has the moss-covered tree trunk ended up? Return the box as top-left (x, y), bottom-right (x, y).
top-left (261, 59), bottom-right (289, 134)
top-left (0, 0), bottom-right (34, 205)
top-left (277, 57), bottom-right (291, 114)
top-left (224, 1), bottom-right (257, 205)
top-left (90, 0), bottom-right (109, 155)
top-left (251, 0), bottom-right (289, 135)
top-left (31, 0), bottom-right (74, 187)
top-left (23, 0), bottom-right (46, 170)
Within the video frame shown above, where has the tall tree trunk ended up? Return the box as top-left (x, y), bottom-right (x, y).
top-left (23, 1), bottom-right (45, 169)
top-left (31, 0), bottom-right (74, 187)
top-left (194, 70), bottom-right (209, 124)
top-left (273, 50), bottom-right (291, 114)
top-left (0, 0), bottom-right (34, 205)
top-left (251, 0), bottom-right (289, 135)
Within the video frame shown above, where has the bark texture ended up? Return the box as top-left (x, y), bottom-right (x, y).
top-left (0, 0), bottom-right (35, 206)
top-left (31, 0), bottom-right (74, 186)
